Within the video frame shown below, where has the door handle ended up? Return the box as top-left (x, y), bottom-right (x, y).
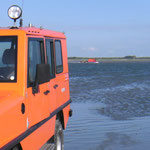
top-left (53, 84), bottom-right (58, 89)
top-left (44, 90), bottom-right (50, 95)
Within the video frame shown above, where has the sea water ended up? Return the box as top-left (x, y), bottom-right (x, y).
top-left (64, 62), bottom-right (150, 150)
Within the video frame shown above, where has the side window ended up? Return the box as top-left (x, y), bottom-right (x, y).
top-left (55, 40), bottom-right (63, 74)
top-left (28, 38), bottom-right (44, 86)
top-left (0, 36), bottom-right (17, 82)
top-left (46, 39), bottom-right (55, 78)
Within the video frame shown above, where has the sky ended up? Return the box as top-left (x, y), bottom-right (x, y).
top-left (1, 0), bottom-right (150, 57)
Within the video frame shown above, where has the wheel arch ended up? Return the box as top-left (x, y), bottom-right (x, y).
top-left (56, 110), bottom-right (65, 129)
top-left (11, 143), bottom-right (22, 150)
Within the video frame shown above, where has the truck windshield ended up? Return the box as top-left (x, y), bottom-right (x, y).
top-left (0, 36), bottom-right (17, 82)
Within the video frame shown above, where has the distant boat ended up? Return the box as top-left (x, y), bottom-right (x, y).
top-left (88, 58), bottom-right (99, 63)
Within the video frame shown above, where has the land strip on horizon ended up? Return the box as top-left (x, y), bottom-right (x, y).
top-left (68, 56), bottom-right (150, 62)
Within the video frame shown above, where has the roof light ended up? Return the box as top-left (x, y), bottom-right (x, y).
top-left (8, 5), bottom-right (22, 21)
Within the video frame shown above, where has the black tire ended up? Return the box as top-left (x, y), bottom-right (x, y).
top-left (11, 145), bottom-right (20, 150)
top-left (54, 120), bottom-right (64, 150)
top-left (11, 148), bottom-right (18, 150)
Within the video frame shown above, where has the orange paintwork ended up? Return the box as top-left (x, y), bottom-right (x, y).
top-left (21, 116), bottom-right (56, 150)
top-left (0, 27), bottom-right (71, 149)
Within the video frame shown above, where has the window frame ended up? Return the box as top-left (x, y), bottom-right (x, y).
top-left (27, 37), bottom-right (45, 87)
top-left (45, 39), bottom-right (56, 79)
top-left (54, 40), bottom-right (63, 74)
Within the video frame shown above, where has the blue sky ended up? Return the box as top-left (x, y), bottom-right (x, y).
top-left (1, 0), bottom-right (150, 57)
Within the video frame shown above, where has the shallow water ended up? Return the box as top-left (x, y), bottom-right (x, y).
top-left (64, 62), bottom-right (150, 150)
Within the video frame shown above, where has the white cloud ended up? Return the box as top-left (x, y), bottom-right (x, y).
top-left (88, 47), bottom-right (97, 51)
top-left (82, 46), bottom-right (98, 52)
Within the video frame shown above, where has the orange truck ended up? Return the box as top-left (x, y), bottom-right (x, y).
top-left (0, 5), bottom-right (72, 150)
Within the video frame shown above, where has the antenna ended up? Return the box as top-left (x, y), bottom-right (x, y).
top-left (21, 0), bottom-right (24, 18)
top-left (20, 0), bottom-right (24, 27)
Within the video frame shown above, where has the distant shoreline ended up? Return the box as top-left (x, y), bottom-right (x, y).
top-left (68, 57), bottom-right (150, 63)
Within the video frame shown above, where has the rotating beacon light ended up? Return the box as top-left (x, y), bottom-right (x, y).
top-left (8, 5), bottom-right (22, 27)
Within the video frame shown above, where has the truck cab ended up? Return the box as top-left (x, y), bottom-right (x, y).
top-left (0, 5), bottom-right (72, 150)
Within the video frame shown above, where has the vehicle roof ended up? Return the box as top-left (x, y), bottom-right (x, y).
top-left (0, 27), bottom-right (66, 39)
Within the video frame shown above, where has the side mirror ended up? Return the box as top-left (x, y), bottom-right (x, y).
top-left (32, 64), bottom-right (50, 94)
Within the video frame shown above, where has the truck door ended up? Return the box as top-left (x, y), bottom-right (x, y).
top-left (27, 38), bottom-right (50, 127)
top-left (54, 40), bottom-right (64, 107)
top-left (45, 39), bottom-right (57, 113)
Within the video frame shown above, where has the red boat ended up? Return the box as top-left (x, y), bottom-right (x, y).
top-left (88, 58), bottom-right (99, 63)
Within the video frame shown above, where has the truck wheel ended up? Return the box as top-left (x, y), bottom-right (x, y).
top-left (12, 147), bottom-right (18, 150)
top-left (11, 145), bottom-right (20, 150)
top-left (54, 120), bottom-right (64, 150)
